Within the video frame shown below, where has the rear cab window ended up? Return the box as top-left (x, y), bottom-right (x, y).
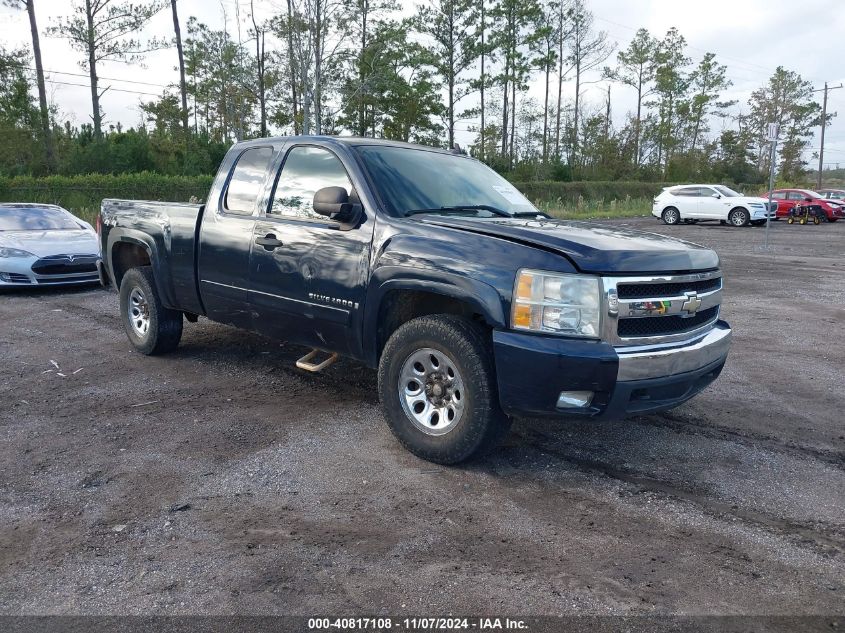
top-left (224, 147), bottom-right (275, 215)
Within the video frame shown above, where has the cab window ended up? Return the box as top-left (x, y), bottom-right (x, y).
top-left (771, 192), bottom-right (786, 200)
top-left (224, 147), bottom-right (274, 215)
top-left (270, 146), bottom-right (353, 219)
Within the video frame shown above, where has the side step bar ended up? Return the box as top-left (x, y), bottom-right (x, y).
top-left (296, 349), bottom-right (338, 373)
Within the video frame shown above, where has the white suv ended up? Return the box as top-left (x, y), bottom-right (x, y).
top-left (652, 185), bottom-right (777, 227)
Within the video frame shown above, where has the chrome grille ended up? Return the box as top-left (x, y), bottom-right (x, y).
top-left (617, 306), bottom-right (719, 337)
top-left (617, 277), bottom-right (721, 299)
top-left (602, 270), bottom-right (723, 347)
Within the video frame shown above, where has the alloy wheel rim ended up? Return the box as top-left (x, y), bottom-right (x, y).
top-left (731, 212), bottom-right (745, 226)
top-left (398, 347), bottom-right (465, 436)
top-left (128, 287), bottom-right (151, 338)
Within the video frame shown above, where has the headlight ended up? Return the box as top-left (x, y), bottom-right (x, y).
top-left (0, 247), bottom-right (35, 258)
top-left (512, 270), bottom-right (601, 337)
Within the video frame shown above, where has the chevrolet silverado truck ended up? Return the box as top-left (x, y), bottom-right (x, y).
top-left (98, 136), bottom-right (732, 464)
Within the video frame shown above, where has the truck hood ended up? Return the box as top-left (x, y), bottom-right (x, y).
top-left (418, 216), bottom-right (719, 274)
top-left (0, 229), bottom-right (99, 257)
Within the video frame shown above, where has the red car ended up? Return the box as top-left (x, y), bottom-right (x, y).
top-left (765, 188), bottom-right (844, 222)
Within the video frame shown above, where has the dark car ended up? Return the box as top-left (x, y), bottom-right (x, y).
top-left (97, 136), bottom-right (732, 464)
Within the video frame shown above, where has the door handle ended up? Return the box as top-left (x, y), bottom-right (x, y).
top-left (256, 234), bottom-right (284, 250)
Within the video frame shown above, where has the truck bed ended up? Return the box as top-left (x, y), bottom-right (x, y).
top-left (100, 199), bottom-right (205, 315)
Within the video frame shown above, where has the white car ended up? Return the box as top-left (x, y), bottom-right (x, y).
top-left (652, 184), bottom-right (777, 227)
top-left (0, 203), bottom-right (100, 287)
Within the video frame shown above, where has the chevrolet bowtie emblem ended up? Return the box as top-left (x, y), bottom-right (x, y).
top-left (681, 291), bottom-right (702, 315)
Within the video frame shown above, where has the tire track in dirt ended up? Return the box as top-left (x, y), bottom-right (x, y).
top-left (511, 426), bottom-right (845, 557)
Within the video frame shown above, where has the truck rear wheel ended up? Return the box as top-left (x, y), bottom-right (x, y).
top-left (119, 266), bottom-right (182, 355)
top-left (377, 315), bottom-right (511, 464)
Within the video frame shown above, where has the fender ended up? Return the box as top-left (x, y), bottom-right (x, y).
top-left (362, 264), bottom-right (507, 366)
top-left (106, 228), bottom-right (177, 309)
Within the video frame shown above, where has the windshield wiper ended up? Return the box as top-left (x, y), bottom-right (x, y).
top-left (405, 205), bottom-right (512, 218)
top-left (511, 211), bottom-right (550, 218)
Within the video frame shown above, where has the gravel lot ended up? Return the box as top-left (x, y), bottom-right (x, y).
top-left (1, 216), bottom-right (843, 616)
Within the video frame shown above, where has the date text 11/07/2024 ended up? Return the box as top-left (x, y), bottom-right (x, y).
top-left (307, 618), bottom-right (529, 630)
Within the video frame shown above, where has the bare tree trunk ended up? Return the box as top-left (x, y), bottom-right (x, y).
top-left (555, 4), bottom-right (564, 160)
top-left (571, 55), bottom-right (580, 168)
top-left (249, 0), bottom-right (267, 136)
top-left (634, 75), bottom-right (642, 166)
top-left (501, 56), bottom-right (508, 156)
top-left (314, 4), bottom-right (322, 135)
top-left (358, 0), bottom-right (368, 135)
top-left (542, 53), bottom-right (550, 162)
top-left (447, 1), bottom-right (455, 148)
top-left (509, 77), bottom-right (515, 168)
top-left (84, 0), bottom-right (102, 138)
top-left (479, 0), bottom-right (485, 160)
top-left (26, 0), bottom-right (55, 171)
top-left (286, 0), bottom-right (300, 134)
top-left (171, 0), bottom-right (189, 134)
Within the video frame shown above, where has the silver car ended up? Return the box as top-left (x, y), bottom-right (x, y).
top-left (0, 203), bottom-right (100, 287)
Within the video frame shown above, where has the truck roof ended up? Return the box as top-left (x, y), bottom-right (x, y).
top-left (232, 135), bottom-right (463, 156)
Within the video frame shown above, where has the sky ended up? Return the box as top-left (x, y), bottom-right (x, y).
top-left (2, 0), bottom-right (845, 174)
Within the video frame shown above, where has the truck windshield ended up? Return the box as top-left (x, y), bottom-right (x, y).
top-left (355, 145), bottom-right (539, 217)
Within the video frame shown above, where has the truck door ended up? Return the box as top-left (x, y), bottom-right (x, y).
top-left (197, 145), bottom-right (276, 328)
top-left (248, 144), bottom-right (375, 356)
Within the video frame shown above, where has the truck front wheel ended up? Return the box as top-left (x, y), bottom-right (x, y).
top-left (378, 315), bottom-right (511, 464)
top-left (119, 266), bottom-right (183, 355)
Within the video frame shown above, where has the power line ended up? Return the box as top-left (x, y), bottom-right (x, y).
top-left (29, 66), bottom-right (171, 89)
top-left (45, 79), bottom-right (162, 97)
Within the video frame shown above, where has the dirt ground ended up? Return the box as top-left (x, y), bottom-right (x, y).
top-left (0, 216), bottom-right (843, 617)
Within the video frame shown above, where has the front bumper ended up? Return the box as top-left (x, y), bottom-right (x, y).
top-left (0, 270), bottom-right (100, 286)
top-left (0, 257), bottom-right (100, 287)
top-left (492, 321), bottom-right (731, 419)
top-left (751, 208), bottom-right (776, 220)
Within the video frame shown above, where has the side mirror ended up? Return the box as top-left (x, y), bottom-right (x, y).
top-left (313, 186), bottom-right (355, 222)
top-left (712, 193), bottom-right (721, 198)
top-left (804, 197), bottom-right (813, 202)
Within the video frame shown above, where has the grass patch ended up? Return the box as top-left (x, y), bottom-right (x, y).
top-left (533, 196), bottom-right (652, 220)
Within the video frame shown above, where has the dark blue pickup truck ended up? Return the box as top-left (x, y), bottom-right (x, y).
top-left (98, 136), bottom-right (731, 464)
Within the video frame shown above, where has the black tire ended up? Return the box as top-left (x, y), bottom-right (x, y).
top-left (119, 266), bottom-right (182, 355)
top-left (728, 208), bottom-right (749, 227)
top-left (377, 315), bottom-right (511, 464)
top-left (661, 207), bottom-right (681, 225)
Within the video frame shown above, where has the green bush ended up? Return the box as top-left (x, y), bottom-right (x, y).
top-left (0, 172), bottom-right (214, 221)
top-left (512, 181), bottom-right (673, 204)
top-left (512, 180), bottom-right (767, 205)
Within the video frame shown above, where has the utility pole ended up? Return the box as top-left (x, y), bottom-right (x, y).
top-left (813, 82), bottom-right (843, 189)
